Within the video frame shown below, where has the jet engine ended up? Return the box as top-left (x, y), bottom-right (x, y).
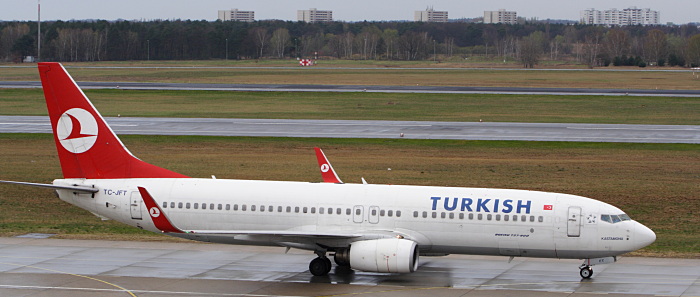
top-left (336, 238), bottom-right (419, 273)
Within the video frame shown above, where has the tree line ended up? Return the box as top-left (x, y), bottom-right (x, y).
top-left (1, 19), bottom-right (699, 67)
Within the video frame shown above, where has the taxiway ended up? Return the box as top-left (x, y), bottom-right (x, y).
top-left (0, 237), bottom-right (698, 297)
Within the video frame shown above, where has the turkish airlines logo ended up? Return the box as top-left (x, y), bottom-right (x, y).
top-left (320, 163), bottom-right (330, 173)
top-left (56, 108), bottom-right (98, 154)
top-left (149, 207), bottom-right (161, 218)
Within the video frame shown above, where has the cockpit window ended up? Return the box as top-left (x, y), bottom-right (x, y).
top-left (601, 213), bottom-right (631, 224)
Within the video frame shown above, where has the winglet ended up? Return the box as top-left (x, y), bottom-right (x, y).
top-left (314, 147), bottom-right (343, 183)
top-left (137, 186), bottom-right (185, 233)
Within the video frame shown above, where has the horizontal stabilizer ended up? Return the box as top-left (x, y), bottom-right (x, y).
top-left (0, 180), bottom-right (98, 193)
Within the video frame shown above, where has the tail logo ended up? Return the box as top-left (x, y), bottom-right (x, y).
top-left (149, 207), bottom-right (161, 218)
top-left (56, 108), bottom-right (98, 154)
top-left (320, 164), bottom-right (330, 173)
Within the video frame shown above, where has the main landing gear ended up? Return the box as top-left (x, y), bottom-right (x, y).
top-left (309, 251), bottom-right (333, 276)
top-left (579, 265), bottom-right (593, 279)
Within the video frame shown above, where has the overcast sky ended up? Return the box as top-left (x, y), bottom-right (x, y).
top-left (1, 0), bottom-right (697, 24)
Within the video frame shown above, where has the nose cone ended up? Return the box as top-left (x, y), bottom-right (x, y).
top-left (634, 222), bottom-right (656, 250)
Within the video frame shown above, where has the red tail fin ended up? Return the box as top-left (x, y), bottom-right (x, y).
top-left (38, 62), bottom-right (188, 179)
top-left (314, 147), bottom-right (343, 183)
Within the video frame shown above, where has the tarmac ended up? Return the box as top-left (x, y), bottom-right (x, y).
top-left (1, 116), bottom-right (699, 144)
top-left (1, 236), bottom-right (698, 297)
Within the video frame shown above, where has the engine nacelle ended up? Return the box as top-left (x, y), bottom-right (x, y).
top-left (348, 238), bottom-right (419, 273)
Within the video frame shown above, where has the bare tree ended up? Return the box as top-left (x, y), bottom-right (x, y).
top-left (269, 28), bottom-right (290, 58)
top-left (251, 27), bottom-right (269, 58)
top-left (399, 31), bottom-right (431, 60)
top-left (444, 37), bottom-right (455, 58)
top-left (580, 27), bottom-right (605, 68)
top-left (382, 29), bottom-right (398, 60)
top-left (519, 31), bottom-right (545, 68)
top-left (0, 24), bottom-right (30, 61)
top-left (687, 34), bottom-right (700, 66)
top-left (604, 29), bottom-right (630, 58)
top-left (644, 29), bottom-right (667, 64)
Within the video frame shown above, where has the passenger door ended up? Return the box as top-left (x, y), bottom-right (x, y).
top-left (567, 206), bottom-right (581, 237)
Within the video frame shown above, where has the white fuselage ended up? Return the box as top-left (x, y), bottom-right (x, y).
top-left (55, 178), bottom-right (654, 259)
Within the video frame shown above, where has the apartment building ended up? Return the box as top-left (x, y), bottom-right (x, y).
top-left (484, 9), bottom-right (517, 24)
top-left (297, 8), bottom-right (333, 23)
top-left (217, 9), bottom-right (255, 22)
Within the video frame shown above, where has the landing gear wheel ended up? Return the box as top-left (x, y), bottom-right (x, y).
top-left (580, 266), bottom-right (593, 279)
top-left (309, 257), bottom-right (331, 276)
top-left (323, 257), bottom-right (332, 272)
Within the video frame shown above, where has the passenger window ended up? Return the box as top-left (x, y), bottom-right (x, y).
top-left (468, 213), bottom-right (474, 220)
top-left (346, 208), bottom-right (350, 215)
top-left (178, 202), bottom-right (183, 208)
top-left (336, 208), bottom-right (342, 214)
top-left (242, 204), bottom-right (247, 211)
top-left (432, 212), bottom-right (437, 218)
top-left (371, 209), bottom-right (377, 216)
top-left (278, 206), bottom-right (282, 212)
top-left (478, 214), bottom-right (483, 220)
top-left (260, 205), bottom-right (265, 212)
top-left (487, 214), bottom-right (492, 221)
top-left (234, 204), bottom-right (239, 211)
top-left (459, 213), bottom-right (464, 219)
top-left (286, 206), bottom-right (291, 212)
top-left (202, 203), bottom-right (206, 209)
top-left (186, 203), bottom-right (191, 209)
top-left (495, 214), bottom-right (500, 221)
top-left (219, 204), bottom-right (223, 210)
top-left (538, 216), bottom-right (543, 222)
top-left (396, 210), bottom-right (401, 217)
top-left (311, 207), bottom-right (316, 214)
top-left (513, 215), bottom-right (517, 221)
top-left (210, 203), bottom-right (214, 210)
top-left (440, 212), bottom-right (446, 219)
top-left (388, 210), bottom-right (393, 217)
top-left (295, 206), bottom-right (299, 213)
top-left (268, 206), bottom-right (272, 212)
top-left (355, 208), bottom-right (360, 215)
top-left (162, 202), bottom-right (167, 208)
top-left (422, 211), bottom-right (427, 218)
top-left (320, 207), bottom-right (325, 214)
top-left (194, 203), bottom-right (199, 209)
top-left (530, 216), bottom-right (535, 222)
top-left (521, 215), bottom-right (527, 222)
top-left (327, 207), bottom-right (333, 214)
top-left (380, 210), bottom-right (385, 216)
top-left (504, 215), bottom-right (509, 221)
top-left (226, 204), bottom-right (230, 211)
top-left (251, 205), bottom-right (256, 211)
top-left (171, 202), bottom-right (175, 208)
top-left (449, 213), bottom-right (454, 219)
top-left (413, 211), bottom-right (419, 218)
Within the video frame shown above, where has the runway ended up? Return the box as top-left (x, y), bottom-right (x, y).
top-left (1, 115), bottom-right (698, 144)
top-left (1, 80), bottom-right (699, 97)
top-left (0, 236), bottom-right (698, 297)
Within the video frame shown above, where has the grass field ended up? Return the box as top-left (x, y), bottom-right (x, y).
top-left (1, 88), bottom-right (698, 125)
top-left (2, 61), bottom-right (699, 90)
top-left (0, 134), bottom-right (697, 257)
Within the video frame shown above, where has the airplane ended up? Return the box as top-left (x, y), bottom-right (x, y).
top-left (0, 62), bottom-right (656, 279)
